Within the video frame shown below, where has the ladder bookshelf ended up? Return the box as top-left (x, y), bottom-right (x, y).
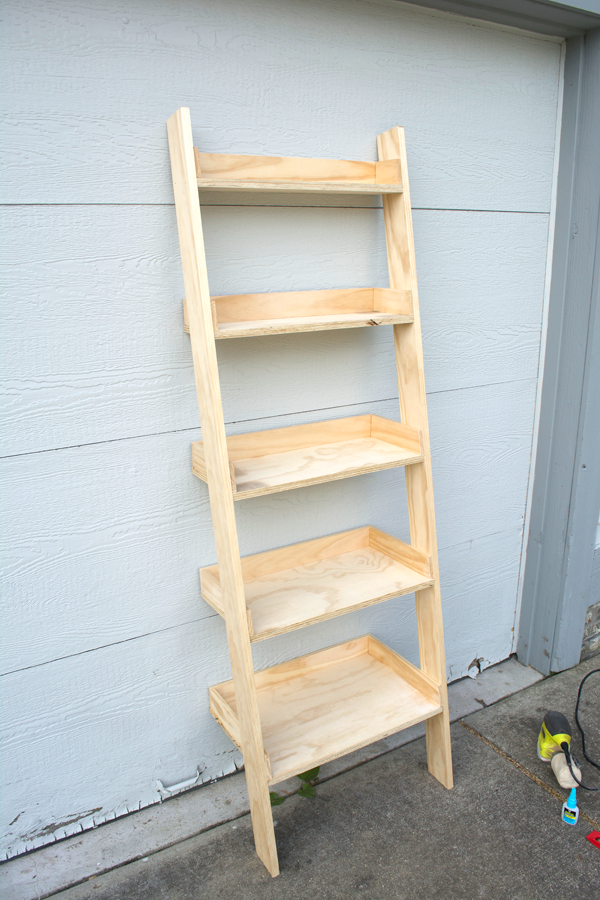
top-left (167, 107), bottom-right (453, 877)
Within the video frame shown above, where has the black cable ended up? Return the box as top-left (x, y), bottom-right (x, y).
top-left (575, 668), bottom-right (600, 771)
top-left (561, 667), bottom-right (600, 791)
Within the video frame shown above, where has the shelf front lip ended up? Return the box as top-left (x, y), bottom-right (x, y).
top-left (191, 451), bottom-right (424, 500)
top-left (183, 288), bottom-right (414, 338)
top-left (212, 315), bottom-right (413, 338)
top-left (197, 179), bottom-right (403, 193)
top-left (208, 634), bottom-right (443, 785)
top-left (200, 525), bottom-right (435, 641)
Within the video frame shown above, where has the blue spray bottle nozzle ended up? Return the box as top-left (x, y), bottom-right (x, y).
top-left (562, 788), bottom-right (579, 825)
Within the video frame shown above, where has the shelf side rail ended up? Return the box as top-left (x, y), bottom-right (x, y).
top-left (378, 126), bottom-right (453, 790)
top-left (167, 107), bottom-right (279, 876)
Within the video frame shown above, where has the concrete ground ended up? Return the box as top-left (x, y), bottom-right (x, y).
top-left (7, 657), bottom-right (600, 899)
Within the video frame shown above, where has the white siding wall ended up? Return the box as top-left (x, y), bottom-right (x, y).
top-left (0, 0), bottom-right (561, 857)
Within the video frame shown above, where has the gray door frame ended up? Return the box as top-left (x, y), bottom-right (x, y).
top-left (394, 1), bottom-right (600, 674)
top-left (518, 27), bottom-right (600, 674)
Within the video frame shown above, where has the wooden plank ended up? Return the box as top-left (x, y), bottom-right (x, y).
top-left (199, 567), bottom-right (225, 617)
top-left (215, 288), bottom-right (376, 321)
top-left (368, 526), bottom-right (433, 578)
top-left (378, 126), bottom-right (453, 790)
top-left (229, 438), bottom-right (423, 500)
top-left (191, 417), bottom-right (424, 499)
top-left (197, 179), bottom-right (403, 193)
top-left (190, 442), bottom-right (207, 481)
top-left (367, 635), bottom-right (440, 706)
top-left (244, 547), bottom-right (433, 639)
top-left (200, 527), bottom-right (435, 641)
top-left (208, 527), bottom-right (371, 583)
top-left (210, 636), bottom-right (441, 784)
top-left (182, 288), bottom-right (414, 337)
top-left (369, 415), bottom-right (423, 455)
top-left (195, 150), bottom-right (402, 193)
top-left (375, 159), bottom-right (402, 184)
top-left (214, 311), bottom-right (411, 338)
top-left (209, 685), bottom-right (242, 748)
top-left (195, 151), bottom-right (382, 183)
top-left (167, 108), bottom-right (279, 876)
top-left (374, 288), bottom-right (413, 316)
top-left (224, 416), bottom-right (372, 461)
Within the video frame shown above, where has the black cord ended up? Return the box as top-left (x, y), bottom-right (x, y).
top-left (575, 668), bottom-right (600, 771)
top-left (562, 667), bottom-right (600, 791)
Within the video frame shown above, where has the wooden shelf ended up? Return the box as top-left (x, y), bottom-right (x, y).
top-left (210, 635), bottom-right (442, 784)
top-left (194, 150), bottom-right (403, 193)
top-left (192, 415), bottom-right (424, 500)
top-left (183, 288), bottom-right (413, 338)
top-left (201, 526), bottom-right (434, 641)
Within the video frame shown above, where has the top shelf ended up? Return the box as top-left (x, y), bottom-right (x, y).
top-left (194, 150), bottom-right (403, 194)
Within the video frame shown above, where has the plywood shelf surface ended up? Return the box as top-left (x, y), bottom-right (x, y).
top-left (210, 635), bottom-right (442, 784)
top-left (194, 150), bottom-right (403, 193)
top-left (192, 415), bottom-right (424, 500)
top-left (201, 526), bottom-right (434, 641)
top-left (183, 287), bottom-right (413, 338)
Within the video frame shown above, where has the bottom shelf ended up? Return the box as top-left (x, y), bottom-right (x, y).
top-left (209, 635), bottom-right (442, 784)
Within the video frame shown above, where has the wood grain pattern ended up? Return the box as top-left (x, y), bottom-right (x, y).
top-left (195, 151), bottom-right (402, 188)
top-left (379, 126), bottom-right (452, 788)
top-left (210, 635), bottom-right (442, 784)
top-left (229, 438), bottom-right (421, 499)
top-left (200, 526), bottom-right (434, 640)
top-left (191, 415), bottom-right (423, 499)
top-left (198, 180), bottom-right (400, 193)
top-left (246, 551), bottom-right (428, 638)
top-left (189, 117), bottom-right (449, 868)
top-left (182, 288), bottom-right (413, 337)
top-left (168, 108), bottom-right (278, 875)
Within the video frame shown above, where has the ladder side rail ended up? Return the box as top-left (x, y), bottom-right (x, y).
top-left (377, 127), bottom-right (453, 789)
top-left (167, 107), bottom-right (279, 875)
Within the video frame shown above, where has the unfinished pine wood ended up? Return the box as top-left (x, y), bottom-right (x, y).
top-left (379, 126), bottom-right (453, 790)
top-left (200, 526), bottom-right (434, 640)
top-left (171, 110), bottom-right (452, 875)
top-left (168, 108), bottom-right (279, 877)
top-left (195, 150), bottom-right (402, 192)
top-left (209, 635), bottom-right (442, 784)
top-left (182, 288), bottom-right (413, 338)
top-left (191, 415), bottom-right (424, 499)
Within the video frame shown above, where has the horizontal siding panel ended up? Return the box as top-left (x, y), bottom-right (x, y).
top-left (0, 0), bottom-right (561, 861)
top-left (0, 525), bottom-right (523, 859)
top-left (1, 206), bottom-right (548, 456)
top-left (1, 378), bottom-right (536, 674)
top-left (1, 0), bottom-right (560, 208)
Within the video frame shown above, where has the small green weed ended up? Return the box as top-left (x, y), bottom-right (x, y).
top-left (269, 766), bottom-right (320, 806)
